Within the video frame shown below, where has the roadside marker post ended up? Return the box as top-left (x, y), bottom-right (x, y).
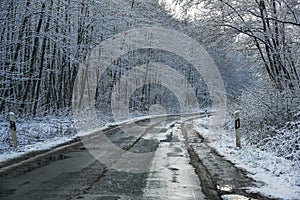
top-left (8, 112), bottom-right (18, 148)
top-left (234, 111), bottom-right (241, 148)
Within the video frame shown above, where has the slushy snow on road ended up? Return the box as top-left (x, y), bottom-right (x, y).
top-left (192, 116), bottom-right (300, 200)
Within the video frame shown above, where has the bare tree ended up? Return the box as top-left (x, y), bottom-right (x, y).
top-left (0, 0), bottom-right (99, 116)
top-left (176, 0), bottom-right (300, 92)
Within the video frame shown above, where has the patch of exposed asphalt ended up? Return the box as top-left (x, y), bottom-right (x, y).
top-left (65, 163), bottom-right (109, 200)
top-left (0, 148), bottom-right (81, 178)
top-left (2, 115), bottom-right (209, 200)
top-left (0, 120), bottom-right (161, 200)
top-left (0, 118), bottom-right (160, 178)
top-left (181, 122), bottom-right (277, 200)
top-left (0, 160), bottom-right (107, 200)
top-left (67, 120), bottom-right (163, 199)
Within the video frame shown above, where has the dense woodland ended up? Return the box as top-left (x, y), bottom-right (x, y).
top-left (176, 0), bottom-right (300, 91)
top-left (0, 0), bottom-right (299, 161)
top-left (0, 0), bottom-right (255, 117)
top-left (172, 0), bottom-right (300, 161)
top-left (0, 0), bottom-right (211, 117)
top-left (0, 0), bottom-right (93, 115)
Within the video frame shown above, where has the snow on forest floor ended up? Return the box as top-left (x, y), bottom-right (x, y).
top-left (0, 113), bottom-right (148, 163)
top-left (1, 114), bottom-right (300, 199)
top-left (192, 116), bottom-right (300, 200)
top-left (0, 115), bottom-right (75, 163)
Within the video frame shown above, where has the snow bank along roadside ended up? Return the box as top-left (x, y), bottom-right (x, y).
top-left (0, 114), bottom-right (154, 164)
top-left (192, 117), bottom-right (300, 200)
top-left (0, 112), bottom-right (200, 166)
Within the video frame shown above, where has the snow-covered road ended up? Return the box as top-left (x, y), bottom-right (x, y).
top-left (142, 123), bottom-right (205, 199)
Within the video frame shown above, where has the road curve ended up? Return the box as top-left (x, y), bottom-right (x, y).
top-left (0, 115), bottom-right (206, 200)
top-left (0, 114), bottom-right (276, 200)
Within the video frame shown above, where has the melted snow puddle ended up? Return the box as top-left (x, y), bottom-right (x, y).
top-left (142, 126), bottom-right (205, 199)
top-left (222, 194), bottom-right (252, 200)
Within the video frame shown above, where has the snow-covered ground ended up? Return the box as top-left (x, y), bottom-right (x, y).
top-left (0, 113), bottom-right (151, 163)
top-left (2, 114), bottom-right (299, 199)
top-left (0, 111), bottom-right (189, 164)
top-left (192, 116), bottom-right (300, 200)
top-left (0, 115), bottom-right (75, 163)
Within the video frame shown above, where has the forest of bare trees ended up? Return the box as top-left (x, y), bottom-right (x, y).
top-left (176, 0), bottom-right (300, 92)
top-left (0, 0), bottom-right (199, 117)
top-left (1, 0), bottom-right (299, 119)
top-left (0, 0), bottom-right (299, 169)
top-left (0, 0), bottom-right (98, 116)
top-left (171, 0), bottom-right (300, 161)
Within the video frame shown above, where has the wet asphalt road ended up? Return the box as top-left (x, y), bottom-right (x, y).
top-left (0, 115), bottom-right (276, 200)
top-left (0, 116), bottom-right (205, 200)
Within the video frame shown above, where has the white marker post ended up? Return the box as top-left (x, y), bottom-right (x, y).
top-left (9, 112), bottom-right (18, 148)
top-left (234, 111), bottom-right (241, 148)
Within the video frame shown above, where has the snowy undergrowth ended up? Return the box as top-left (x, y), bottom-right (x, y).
top-left (0, 0), bottom-right (188, 164)
top-left (238, 83), bottom-right (300, 164)
top-left (0, 112), bottom-right (160, 164)
top-left (0, 115), bottom-right (78, 163)
top-left (193, 117), bottom-right (300, 200)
